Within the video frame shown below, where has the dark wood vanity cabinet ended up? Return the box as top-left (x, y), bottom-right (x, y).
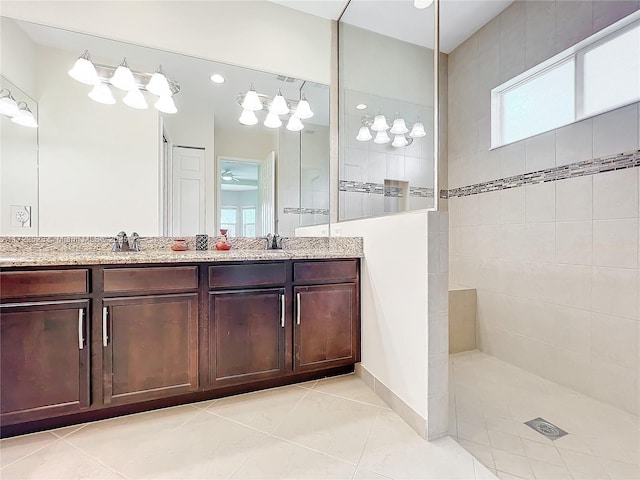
top-left (0, 258), bottom-right (360, 437)
top-left (0, 300), bottom-right (91, 425)
top-left (102, 293), bottom-right (199, 405)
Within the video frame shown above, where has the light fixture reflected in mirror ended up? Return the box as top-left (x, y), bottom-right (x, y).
top-left (239, 108), bottom-right (258, 126)
top-left (374, 130), bottom-right (390, 144)
top-left (241, 85), bottom-right (263, 111)
top-left (110, 58), bottom-right (136, 91)
top-left (154, 96), bottom-right (177, 114)
top-left (414, 0), bottom-right (434, 9)
top-left (11, 102), bottom-right (38, 128)
top-left (68, 52), bottom-right (181, 113)
top-left (356, 103), bottom-right (367, 110)
top-left (68, 50), bottom-right (98, 85)
top-left (88, 83), bottom-right (116, 105)
top-left (390, 115), bottom-right (409, 134)
top-left (264, 111), bottom-right (282, 129)
top-left (293, 94), bottom-right (313, 119)
top-left (123, 87), bottom-right (148, 109)
top-left (356, 126), bottom-right (372, 141)
top-left (371, 114), bottom-right (390, 132)
top-left (210, 73), bottom-right (225, 84)
top-left (270, 90), bottom-right (290, 115)
top-left (392, 134), bottom-right (408, 147)
top-left (0, 89), bottom-right (19, 117)
top-left (286, 115), bottom-right (304, 132)
top-left (410, 121), bottom-right (426, 138)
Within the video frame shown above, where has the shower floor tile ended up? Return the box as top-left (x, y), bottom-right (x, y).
top-left (450, 350), bottom-right (640, 480)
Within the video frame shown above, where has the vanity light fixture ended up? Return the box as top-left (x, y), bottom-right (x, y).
top-left (68, 52), bottom-right (180, 114)
top-left (286, 115), bottom-right (304, 132)
top-left (270, 90), bottom-right (290, 115)
top-left (88, 83), bottom-right (116, 105)
top-left (356, 126), bottom-right (373, 141)
top-left (68, 50), bottom-right (98, 85)
top-left (11, 102), bottom-right (38, 128)
top-left (239, 109), bottom-right (259, 126)
top-left (210, 73), bottom-right (225, 84)
top-left (236, 86), bottom-right (313, 131)
top-left (110, 58), bottom-right (137, 91)
top-left (123, 86), bottom-right (148, 109)
top-left (374, 130), bottom-right (391, 144)
top-left (414, 0), bottom-right (434, 9)
top-left (293, 94), bottom-right (313, 119)
top-left (357, 113), bottom-right (424, 147)
top-left (264, 111), bottom-right (282, 129)
top-left (0, 89), bottom-right (19, 117)
top-left (371, 113), bottom-right (390, 132)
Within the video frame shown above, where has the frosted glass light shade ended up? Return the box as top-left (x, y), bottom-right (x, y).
top-left (286, 116), bottom-right (304, 131)
top-left (390, 117), bottom-right (409, 134)
top-left (374, 130), bottom-right (390, 144)
top-left (264, 111), bottom-right (282, 128)
top-left (0, 93), bottom-right (19, 117)
top-left (293, 95), bottom-right (313, 119)
top-left (88, 83), bottom-right (116, 104)
top-left (68, 51), bottom-right (98, 85)
top-left (154, 96), bottom-right (177, 114)
top-left (147, 68), bottom-right (172, 97)
top-left (123, 87), bottom-right (148, 109)
top-left (239, 109), bottom-right (258, 126)
top-left (414, 0), bottom-right (434, 8)
top-left (356, 126), bottom-right (372, 141)
top-left (392, 134), bottom-right (408, 147)
top-left (110, 59), bottom-right (137, 91)
top-left (11, 103), bottom-right (38, 128)
top-left (371, 114), bottom-right (390, 132)
top-left (409, 121), bottom-right (427, 138)
top-left (270, 90), bottom-right (290, 115)
top-left (242, 87), bottom-right (263, 111)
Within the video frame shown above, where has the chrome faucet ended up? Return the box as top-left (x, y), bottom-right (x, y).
top-left (264, 233), bottom-right (283, 250)
top-left (112, 231), bottom-right (141, 252)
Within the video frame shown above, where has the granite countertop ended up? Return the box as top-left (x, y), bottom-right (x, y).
top-left (0, 248), bottom-right (363, 268)
top-left (0, 236), bottom-right (364, 268)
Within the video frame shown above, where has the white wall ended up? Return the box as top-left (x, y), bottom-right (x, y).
top-left (36, 46), bottom-right (159, 236)
top-left (0, 1), bottom-right (332, 85)
top-left (1, 16), bottom-right (37, 97)
top-left (300, 210), bottom-right (449, 439)
top-left (448, 0), bottom-right (640, 414)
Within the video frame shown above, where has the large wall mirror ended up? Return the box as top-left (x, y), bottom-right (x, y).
top-left (338, 1), bottom-right (437, 221)
top-left (0, 16), bottom-right (330, 237)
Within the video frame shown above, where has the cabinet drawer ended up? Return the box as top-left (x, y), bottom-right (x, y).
top-left (103, 266), bottom-right (198, 293)
top-left (0, 269), bottom-right (88, 298)
top-left (209, 263), bottom-right (285, 289)
top-left (293, 260), bottom-right (358, 283)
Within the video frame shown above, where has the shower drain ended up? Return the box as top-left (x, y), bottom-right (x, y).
top-left (524, 417), bottom-right (568, 440)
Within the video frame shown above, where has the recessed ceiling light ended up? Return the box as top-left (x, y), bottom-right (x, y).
top-left (210, 74), bottom-right (225, 84)
top-left (356, 104), bottom-right (367, 110)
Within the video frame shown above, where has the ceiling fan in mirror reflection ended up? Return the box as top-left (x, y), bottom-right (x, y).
top-left (68, 50), bottom-right (180, 114)
top-left (0, 89), bottom-right (38, 128)
top-left (236, 84), bottom-right (313, 131)
top-left (221, 169), bottom-right (241, 182)
top-left (356, 113), bottom-right (426, 147)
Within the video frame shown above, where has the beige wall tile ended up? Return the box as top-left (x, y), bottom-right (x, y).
top-left (556, 221), bottom-right (593, 265)
top-left (592, 267), bottom-right (639, 320)
top-left (591, 313), bottom-right (639, 370)
top-left (593, 168), bottom-right (639, 220)
top-left (525, 182), bottom-right (556, 223)
top-left (593, 219), bottom-right (639, 269)
top-left (556, 176), bottom-right (593, 222)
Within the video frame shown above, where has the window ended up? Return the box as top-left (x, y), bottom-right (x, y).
top-left (242, 207), bottom-right (256, 237)
top-left (492, 12), bottom-right (640, 149)
top-left (220, 207), bottom-right (237, 236)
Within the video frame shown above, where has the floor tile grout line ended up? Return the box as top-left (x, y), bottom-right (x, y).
top-left (351, 406), bottom-right (383, 480)
top-left (197, 408), bottom-right (274, 436)
top-left (0, 434), bottom-right (63, 471)
top-left (60, 436), bottom-right (131, 479)
top-left (309, 386), bottom-right (388, 409)
top-left (268, 431), bottom-right (360, 467)
top-left (269, 380), bottom-right (315, 434)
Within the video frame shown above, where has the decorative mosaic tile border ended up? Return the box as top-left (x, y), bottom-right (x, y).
top-left (283, 207), bottom-right (329, 215)
top-left (339, 180), bottom-right (434, 198)
top-left (442, 150), bottom-right (640, 199)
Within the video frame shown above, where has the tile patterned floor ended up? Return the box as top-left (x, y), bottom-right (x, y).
top-left (0, 374), bottom-right (494, 480)
top-left (450, 351), bottom-right (640, 480)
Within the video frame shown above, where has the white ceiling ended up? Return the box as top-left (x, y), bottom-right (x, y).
top-left (270, 0), bottom-right (514, 53)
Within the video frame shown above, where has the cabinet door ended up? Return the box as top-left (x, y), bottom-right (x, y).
top-left (102, 293), bottom-right (198, 405)
top-left (294, 283), bottom-right (359, 372)
top-left (0, 300), bottom-right (90, 425)
top-left (209, 288), bottom-right (286, 386)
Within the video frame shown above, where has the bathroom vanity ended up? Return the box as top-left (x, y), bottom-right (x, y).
top-left (0, 249), bottom-right (361, 437)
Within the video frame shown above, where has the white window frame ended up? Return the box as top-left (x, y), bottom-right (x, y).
top-left (491, 9), bottom-right (640, 150)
